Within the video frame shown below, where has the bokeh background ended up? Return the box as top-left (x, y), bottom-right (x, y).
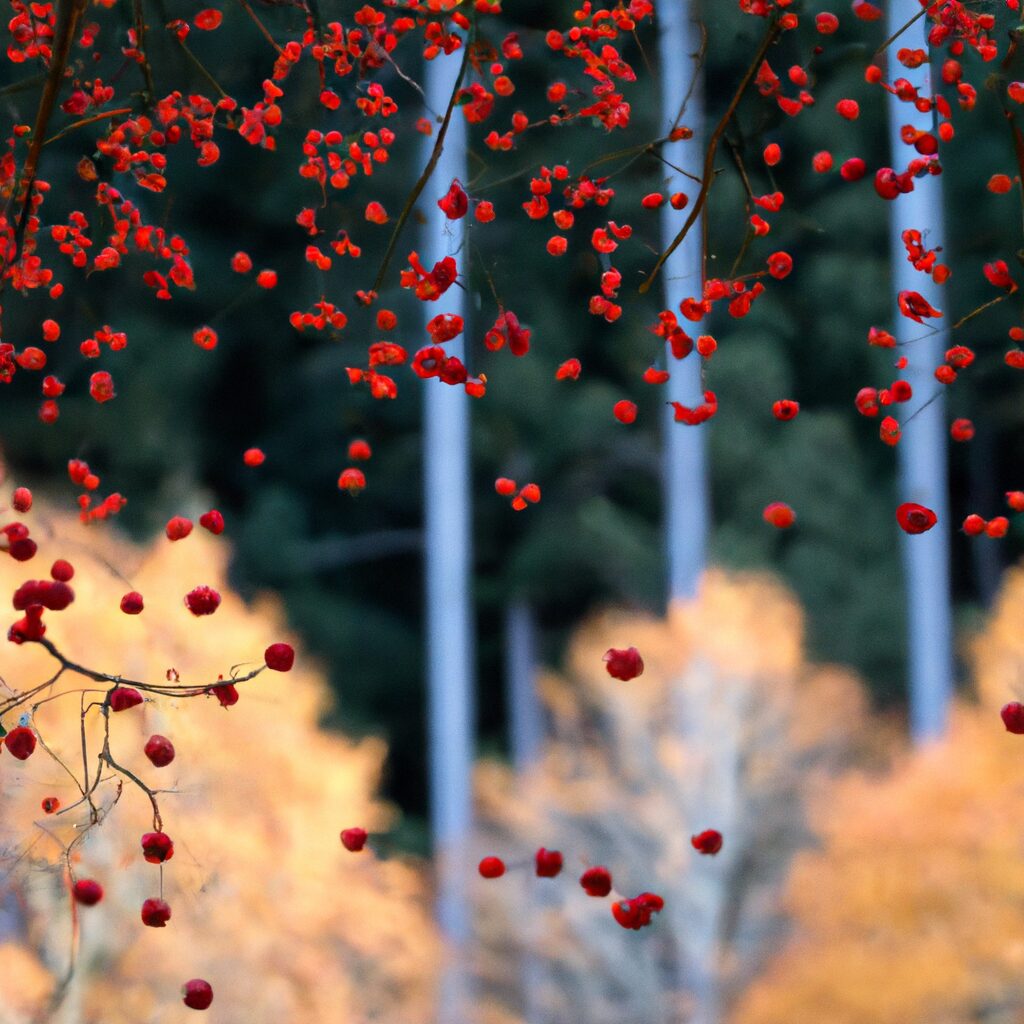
top-left (2, 0), bottom-right (1024, 1020)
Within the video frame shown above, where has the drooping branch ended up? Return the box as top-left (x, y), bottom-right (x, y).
top-left (639, 20), bottom-right (781, 296)
top-left (368, 39), bottom-right (472, 298)
top-left (1, 0), bottom-right (89, 274)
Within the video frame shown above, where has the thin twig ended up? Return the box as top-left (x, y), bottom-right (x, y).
top-left (44, 107), bottom-right (133, 146)
top-left (639, 19), bottom-right (781, 295)
top-left (368, 41), bottom-right (472, 297)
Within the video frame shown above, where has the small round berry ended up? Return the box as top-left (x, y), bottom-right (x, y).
top-left (265, 643), bottom-right (295, 672)
top-left (580, 866), bottom-right (613, 897)
top-left (109, 687), bottom-right (143, 711)
top-left (772, 399), bottom-right (800, 421)
top-left (12, 487), bottom-right (32, 513)
top-left (535, 847), bottom-right (563, 878)
top-left (243, 447), bottom-right (266, 467)
top-left (613, 400), bottom-right (638, 424)
top-left (50, 559), bottom-right (74, 582)
top-left (144, 734), bottom-right (176, 768)
top-left (963, 514), bottom-right (986, 537)
top-left (120, 591), bottom-right (144, 615)
top-left (763, 502), bottom-right (796, 529)
top-left (73, 879), bottom-right (103, 906)
top-left (1002, 701), bottom-right (1024, 734)
top-left (41, 796), bottom-right (60, 814)
top-left (603, 647), bottom-right (644, 681)
top-left (341, 827), bottom-right (368, 852)
top-left (691, 829), bottom-right (724, 855)
top-left (141, 831), bottom-right (175, 864)
top-left (141, 897), bottom-right (172, 927)
top-left (199, 509), bottom-right (224, 534)
top-left (896, 502), bottom-right (937, 535)
top-left (479, 856), bottom-right (506, 879)
top-left (4, 726), bottom-right (36, 760)
top-left (184, 586), bottom-right (221, 616)
top-left (182, 979), bottom-right (213, 1011)
top-left (166, 516), bottom-right (193, 541)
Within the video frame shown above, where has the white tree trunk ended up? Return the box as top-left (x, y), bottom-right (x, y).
top-left (659, 0), bottom-right (709, 605)
top-left (421, 45), bottom-right (474, 1024)
top-left (885, 1), bottom-right (954, 743)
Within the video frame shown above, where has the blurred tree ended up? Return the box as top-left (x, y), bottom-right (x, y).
top-left (0, 511), bottom-right (439, 1024)
top-left (733, 563), bottom-right (1024, 1024)
top-left (472, 571), bottom-right (869, 1024)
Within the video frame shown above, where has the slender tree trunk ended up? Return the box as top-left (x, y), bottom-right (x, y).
top-left (657, 6), bottom-right (719, 1024)
top-left (421, 46), bottom-right (474, 1024)
top-left (885, 1), bottom-right (954, 743)
top-left (505, 600), bottom-right (542, 772)
top-left (659, 0), bottom-right (709, 606)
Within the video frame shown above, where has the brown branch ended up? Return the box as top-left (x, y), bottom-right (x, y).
top-left (44, 107), bottom-right (133, 146)
top-left (237, 0), bottom-right (285, 55)
top-left (639, 19), bottom-right (781, 295)
top-left (132, 0), bottom-right (157, 102)
top-left (1, 0), bottom-right (89, 274)
top-left (368, 40), bottom-right (472, 297)
top-left (873, 6), bottom-right (928, 58)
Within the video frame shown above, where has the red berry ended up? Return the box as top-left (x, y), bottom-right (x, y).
top-left (613, 400), bottom-right (638, 424)
top-left (896, 502), bottom-right (937, 535)
top-left (199, 509), bottom-right (224, 534)
top-left (986, 516), bottom-right (1009, 538)
top-left (182, 979), bottom-right (214, 1011)
top-left (535, 847), bottom-right (563, 878)
top-left (141, 831), bottom-right (174, 864)
top-left (1007, 491), bottom-right (1024, 512)
top-left (603, 646), bottom-right (644, 681)
top-left (950, 418), bottom-right (974, 442)
top-left (478, 856), bottom-right (505, 878)
top-left (73, 879), bottom-right (103, 906)
top-left (347, 439), bottom-right (372, 461)
top-left (763, 502), bottom-right (795, 529)
top-left (120, 591), bottom-right (144, 615)
top-left (50, 559), bottom-right (74, 581)
top-left (580, 866), bottom-right (612, 897)
top-left (41, 796), bottom-right (60, 814)
top-left (265, 643), bottom-right (295, 672)
top-left (338, 468), bottom-right (366, 494)
top-left (840, 157), bottom-right (867, 182)
top-left (109, 686), bottom-right (143, 711)
top-left (184, 585), bottom-right (221, 616)
top-left (691, 829), bottom-right (724, 855)
top-left (243, 447), bottom-right (265, 467)
top-left (612, 891), bottom-right (664, 930)
top-left (141, 897), bottom-right (172, 927)
top-left (5, 726), bottom-right (37, 760)
top-left (341, 827), bottom-right (368, 852)
top-left (1002, 701), bottom-right (1024, 734)
top-left (12, 486), bottom-right (32, 513)
top-left (495, 477), bottom-right (517, 497)
top-left (165, 516), bottom-right (193, 541)
top-left (772, 399), bottom-right (800, 421)
top-left (962, 514), bottom-right (986, 536)
top-left (144, 734), bottom-right (175, 767)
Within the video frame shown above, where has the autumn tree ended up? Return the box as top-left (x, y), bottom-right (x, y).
top-left (733, 564), bottom-right (1024, 1024)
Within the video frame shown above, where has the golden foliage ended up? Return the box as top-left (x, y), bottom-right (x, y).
top-left (733, 565), bottom-right (1024, 1024)
top-left (0, 511), bottom-right (438, 1024)
top-left (472, 569), bottom-right (868, 1024)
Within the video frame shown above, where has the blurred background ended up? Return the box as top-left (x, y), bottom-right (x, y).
top-left (2, 0), bottom-right (1024, 1020)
